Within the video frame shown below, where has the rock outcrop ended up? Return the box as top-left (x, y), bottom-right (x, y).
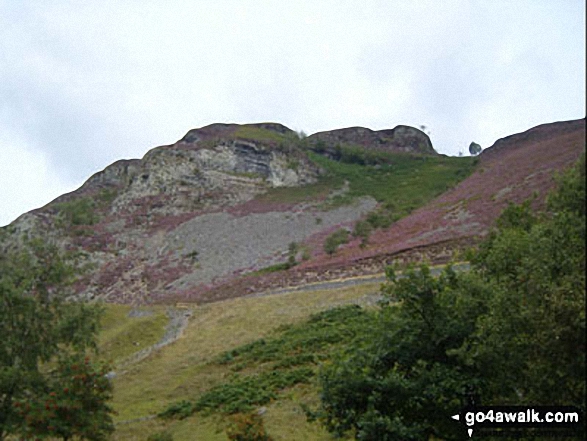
top-left (2, 122), bottom-right (384, 303)
top-left (308, 125), bottom-right (435, 155)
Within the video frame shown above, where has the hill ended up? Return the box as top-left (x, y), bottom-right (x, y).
top-left (0, 118), bottom-right (584, 305)
top-left (170, 118), bottom-right (586, 302)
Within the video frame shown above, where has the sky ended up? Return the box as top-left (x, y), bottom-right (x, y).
top-left (0, 0), bottom-right (585, 227)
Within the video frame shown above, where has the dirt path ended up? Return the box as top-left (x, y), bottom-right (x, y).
top-left (251, 262), bottom-right (470, 298)
top-left (118, 263), bottom-right (469, 369)
top-left (116, 307), bottom-right (193, 369)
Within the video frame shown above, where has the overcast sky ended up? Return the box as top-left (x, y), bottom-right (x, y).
top-left (0, 0), bottom-right (585, 227)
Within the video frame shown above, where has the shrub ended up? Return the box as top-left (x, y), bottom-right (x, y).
top-left (352, 220), bottom-right (372, 247)
top-left (288, 242), bottom-right (298, 266)
top-left (195, 368), bottom-right (314, 414)
top-left (226, 413), bottom-right (273, 441)
top-left (366, 210), bottom-right (393, 229)
top-left (158, 400), bottom-right (196, 420)
top-left (55, 197), bottom-right (99, 226)
top-left (324, 229), bottom-right (349, 255)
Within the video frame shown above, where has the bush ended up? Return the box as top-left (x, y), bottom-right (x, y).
top-left (226, 413), bottom-right (273, 441)
top-left (366, 210), bottom-right (393, 229)
top-left (352, 220), bottom-right (372, 247)
top-left (195, 368), bottom-right (314, 414)
top-left (158, 400), bottom-right (196, 420)
top-left (324, 229), bottom-right (349, 255)
top-left (55, 197), bottom-right (99, 226)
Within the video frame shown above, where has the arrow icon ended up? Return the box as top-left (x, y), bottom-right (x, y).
top-left (451, 414), bottom-right (473, 437)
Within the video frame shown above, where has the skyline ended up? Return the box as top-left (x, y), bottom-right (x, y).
top-left (1, 0), bottom-right (585, 226)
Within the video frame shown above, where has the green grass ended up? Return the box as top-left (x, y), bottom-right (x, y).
top-left (255, 175), bottom-right (343, 204)
top-left (99, 282), bottom-right (381, 440)
top-left (255, 148), bottom-right (475, 221)
top-left (232, 126), bottom-right (289, 144)
top-left (98, 304), bottom-right (168, 363)
top-left (308, 151), bottom-right (476, 216)
top-left (159, 305), bottom-right (373, 420)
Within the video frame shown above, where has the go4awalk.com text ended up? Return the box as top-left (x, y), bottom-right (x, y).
top-left (451, 405), bottom-right (583, 438)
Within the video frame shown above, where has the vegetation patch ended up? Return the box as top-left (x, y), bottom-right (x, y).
top-left (255, 175), bottom-right (342, 204)
top-left (249, 262), bottom-right (294, 276)
top-left (53, 188), bottom-right (119, 232)
top-left (54, 197), bottom-right (99, 227)
top-left (232, 126), bottom-right (289, 145)
top-left (98, 305), bottom-right (168, 363)
top-left (308, 150), bottom-right (475, 213)
top-left (323, 228), bottom-right (350, 255)
top-left (194, 367), bottom-right (315, 415)
top-left (160, 305), bottom-right (374, 419)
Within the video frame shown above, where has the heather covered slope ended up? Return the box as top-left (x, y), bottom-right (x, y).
top-left (207, 118), bottom-right (585, 298)
top-left (1, 118), bottom-right (582, 304)
top-left (0, 122), bottom-right (448, 304)
top-left (304, 118), bottom-right (586, 268)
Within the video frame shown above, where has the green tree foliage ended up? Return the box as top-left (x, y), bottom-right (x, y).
top-left (469, 142), bottom-right (482, 156)
top-left (318, 267), bottom-right (490, 440)
top-left (13, 354), bottom-right (114, 440)
top-left (316, 156), bottom-right (586, 439)
top-left (469, 155), bottom-right (586, 406)
top-left (0, 240), bottom-right (113, 440)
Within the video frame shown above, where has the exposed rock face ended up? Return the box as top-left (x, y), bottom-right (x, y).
top-left (0, 122), bottom-right (329, 303)
top-left (0, 120), bottom-right (446, 304)
top-left (81, 159), bottom-right (141, 190)
top-left (106, 139), bottom-right (318, 218)
top-left (308, 125), bottom-right (435, 155)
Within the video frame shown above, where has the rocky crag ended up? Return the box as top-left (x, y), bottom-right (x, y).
top-left (1, 123), bottom-right (431, 304)
top-left (2, 119), bottom-right (583, 305)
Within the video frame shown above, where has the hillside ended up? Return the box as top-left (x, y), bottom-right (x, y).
top-left (0, 121), bottom-right (459, 305)
top-left (1, 117), bottom-right (584, 440)
top-left (168, 118), bottom-right (587, 302)
top-left (1, 118), bottom-right (584, 305)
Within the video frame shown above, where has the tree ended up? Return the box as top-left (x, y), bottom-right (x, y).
top-left (468, 155), bottom-right (585, 406)
top-left (0, 240), bottom-right (113, 440)
top-left (14, 354), bottom-right (114, 441)
top-left (318, 266), bottom-right (490, 440)
top-left (468, 142), bottom-right (482, 156)
top-left (315, 155), bottom-right (585, 439)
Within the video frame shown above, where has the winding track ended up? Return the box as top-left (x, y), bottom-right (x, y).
top-left (123, 262), bottom-right (471, 367)
top-left (113, 261), bottom-right (470, 425)
top-left (253, 262), bottom-right (471, 297)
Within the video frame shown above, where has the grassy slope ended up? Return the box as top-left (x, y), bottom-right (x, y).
top-left (307, 151), bottom-right (476, 215)
top-left (100, 283), bottom-right (382, 440)
top-left (230, 125), bottom-right (476, 211)
top-left (99, 304), bottom-right (169, 364)
top-left (256, 150), bottom-right (476, 214)
top-left (293, 120), bottom-right (585, 270)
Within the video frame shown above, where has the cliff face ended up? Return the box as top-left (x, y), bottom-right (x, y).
top-left (2, 122), bottom-right (385, 303)
top-left (308, 125), bottom-right (434, 155)
top-left (5, 119), bottom-right (581, 305)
